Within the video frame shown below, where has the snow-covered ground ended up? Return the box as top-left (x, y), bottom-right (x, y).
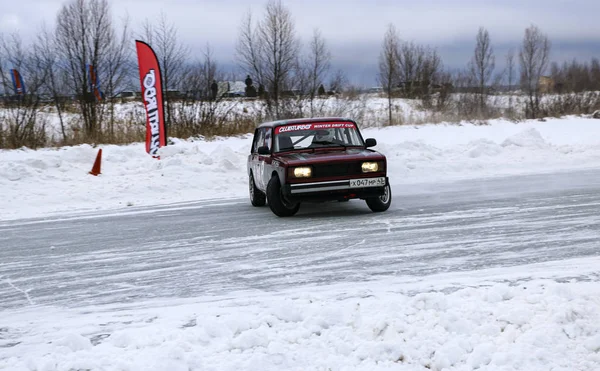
top-left (2, 260), bottom-right (600, 370)
top-left (2, 116), bottom-right (600, 370)
top-left (2, 116), bottom-right (600, 221)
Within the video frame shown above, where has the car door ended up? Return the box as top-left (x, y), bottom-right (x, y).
top-left (250, 128), bottom-right (266, 190)
top-left (257, 128), bottom-right (273, 191)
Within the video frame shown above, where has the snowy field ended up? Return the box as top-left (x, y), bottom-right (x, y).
top-left (2, 116), bottom-right (600, 221)
top-left (2, 116), bottom-right (600, 370)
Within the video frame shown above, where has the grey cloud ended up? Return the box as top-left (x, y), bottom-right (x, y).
top-left (2, 0), bottom-right (599, 86)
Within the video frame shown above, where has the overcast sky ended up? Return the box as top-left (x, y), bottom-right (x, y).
top-left (1, 0), bottom-right (600, 86)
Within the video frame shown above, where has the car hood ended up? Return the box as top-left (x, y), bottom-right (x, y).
top-left (275, 148), bottom-right (385, 166)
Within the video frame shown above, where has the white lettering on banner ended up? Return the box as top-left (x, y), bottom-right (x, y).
top-left (277, 124), bottom-right (313, 133)
top-left (313, 123), bottom-right (355, 129)
top-left (143, 69), bottom-right (161, 155)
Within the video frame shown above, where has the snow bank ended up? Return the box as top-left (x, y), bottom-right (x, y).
top-left (2, 116), bottom-right (600, 220)
top-left (2, 274), bottom-right (599, 371)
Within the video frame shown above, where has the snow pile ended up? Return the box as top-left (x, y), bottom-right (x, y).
top-left (2, 116), bottom-right (600, 220)
top-left (501, 128), bottom-right (549, 149)
top-left (466, 139), bottom-right (504, 158)
top-left (1, 278), bottom-right (599, 370)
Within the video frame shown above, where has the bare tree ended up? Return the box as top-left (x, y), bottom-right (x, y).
top-left (103, 15), bottom-right (132, 141)
top-left (36, 25), bottom-right (70, 142)
top-left (0, 33), bottom-right (48, 148)
top-left (432, 68), bottom-right (454, 111)
top-left (305, 29), bottom-right (331, 117)
top-left (259, 0), bottom-right (300, 110)
top-left (547, 58), bottom-right (600, 119)
top-left (0, 34), bottom-right (9, 97)
top-left (591, 58), bottom-right (600, 91)
top-left (173, 44), bottom-right (237, 137)
top-left (140, 12), bottom-right (189, 129)
top-left (397, 41), bottom-right (419, 97)
top-left (378, 24), bottom-right (400, 125)
top-left (289, 29), bottom-right (331, 118)
top-left (396, 40), bottom-right (443, 103)
top-left (55, 0), bottom-right (104, 139)
top-left (236, 0), bottom-right (300, 119)
top-left (469, 27), bottom-right (495, 113)
top-left (197, 44), bottom-right (219, 99)
top-left (237, 12), bottom-right (262, 92)
top-left (505, 48), bottom-right (516, 114)
top-left (54, 0), bottom-right (129, 141)
top-left (519, 24), bottom-right (550, 118)
top-left (287, 55), bottom-right (309, 118)
top-left (454, 68), bottom-right (478, 118)
top-left (328, 69), bottom-right (348, 94)
top-left (418, 47), bottom-right (442, 106)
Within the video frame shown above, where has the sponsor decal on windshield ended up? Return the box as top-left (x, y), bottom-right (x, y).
top-left (275, 122), bottom-right (356, 134)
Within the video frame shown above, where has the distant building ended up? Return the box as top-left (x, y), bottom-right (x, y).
top-left (218, 81), bottom-right (246, 98)
top-left (117, 91), bottom-right (138, 100)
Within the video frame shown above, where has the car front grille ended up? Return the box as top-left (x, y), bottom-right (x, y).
top-left (312, 162), bottom-right (362, 178)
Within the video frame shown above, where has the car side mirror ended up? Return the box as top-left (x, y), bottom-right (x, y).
top-left (257, 146), bottom-right (270, 155)
top-left (365, 138), bottom-right (377, 147)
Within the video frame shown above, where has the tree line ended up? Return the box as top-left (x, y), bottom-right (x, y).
top-left (378, 24), bottom-right (550, 123)
top-left (0, 0), bottom-right (599, 149)
top-left (378, 23), bottom-right (600, 125)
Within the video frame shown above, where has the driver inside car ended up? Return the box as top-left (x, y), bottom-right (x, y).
top-left (312, 129), bottom-right (337, 145)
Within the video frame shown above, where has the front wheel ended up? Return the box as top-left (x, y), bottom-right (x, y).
top-left (366, 184), bottom-right (392, 212)
top-left (267, 176), bottom-right (300, 217)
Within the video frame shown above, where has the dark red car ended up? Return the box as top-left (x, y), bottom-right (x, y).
top-left (247, 117), bottom-right (391, 216)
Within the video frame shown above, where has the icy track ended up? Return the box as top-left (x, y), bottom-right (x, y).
top-left (2, 169), bottom-right (600, 370)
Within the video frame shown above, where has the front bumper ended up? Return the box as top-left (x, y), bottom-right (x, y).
top-left (282, 177), bottom-right (389, 202)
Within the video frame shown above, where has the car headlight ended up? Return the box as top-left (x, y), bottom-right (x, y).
top-left (293, 166), bottom-right (312, 178)
top-left (361, 162), bottom-right (379, 173)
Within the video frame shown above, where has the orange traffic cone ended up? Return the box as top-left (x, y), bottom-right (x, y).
top-left (89, 148), bottom-right (102, 176)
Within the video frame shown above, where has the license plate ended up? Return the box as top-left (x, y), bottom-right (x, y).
top-left (349, 177), bottom-right (386, 188)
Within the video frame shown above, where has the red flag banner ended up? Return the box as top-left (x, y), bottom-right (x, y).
top-left (135, 40), bottom-right (167, 157)
top-left (10, 69), bottom-right (25, 95)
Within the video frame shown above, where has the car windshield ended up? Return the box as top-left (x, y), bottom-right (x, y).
top-left (273, 122), bottom-right (364, 152)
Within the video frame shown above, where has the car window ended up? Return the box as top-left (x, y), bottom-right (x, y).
top-left (264, 128), bottom-right (272, 152)
top-left (252, 129), bottom-right (265, 153)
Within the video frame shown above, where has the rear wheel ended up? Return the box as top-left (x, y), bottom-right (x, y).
top-left (366, 184), bottom-right (392, 212)
top-left (249, 172), bottom-right (266, 206)
top-left (267, 176), bottom-right (300, 217)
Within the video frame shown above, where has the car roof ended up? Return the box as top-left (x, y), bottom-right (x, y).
top-left (257, 117), bottom-right (357, 129)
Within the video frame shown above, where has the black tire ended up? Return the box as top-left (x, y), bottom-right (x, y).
top-left (249, 172), bottom-right (266, 207)
top-left (267, 176), bottom-right (300, 217)
top-left (366, 184), bottom-right (392, 212)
